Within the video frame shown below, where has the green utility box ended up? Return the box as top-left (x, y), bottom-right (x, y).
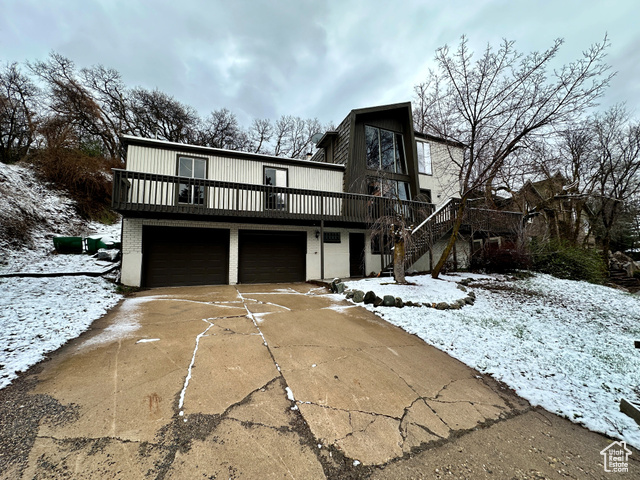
top-left (53, 236), bottom-right (83, 254)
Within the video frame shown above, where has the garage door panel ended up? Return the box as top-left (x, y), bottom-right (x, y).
top-left (238, 231), bottom-right (306, 284)
top-left (143, 227), bottom-right (229, 287)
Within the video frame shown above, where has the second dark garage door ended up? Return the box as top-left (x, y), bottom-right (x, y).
top-left (142, 226), bottom-right (229, 287)
top-left (238, 230), bottom-right (306, 283)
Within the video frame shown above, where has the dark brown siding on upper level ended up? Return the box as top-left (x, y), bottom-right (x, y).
top-left (342, 104), bottom-right (420, 197)
top-left (333, 115), bottom-right (351, 166)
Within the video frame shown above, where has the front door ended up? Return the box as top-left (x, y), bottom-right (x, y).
top-left (349, 233), bottom-right (365, 277)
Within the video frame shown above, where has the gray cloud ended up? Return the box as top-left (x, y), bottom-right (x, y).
top-left (1, 0), bottom-right (639, 126)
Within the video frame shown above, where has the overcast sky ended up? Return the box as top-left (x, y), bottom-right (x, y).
top-left (1, 0), bottom-right (639, 126)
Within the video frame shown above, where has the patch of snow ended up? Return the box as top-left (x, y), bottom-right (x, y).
top-left (345, 275), bottom-right (466, 304)
top-left (353, 460), bottom-right (361, 466)
top-left (178, 318), bottom-right (215, 416)
top-left (136, 338), bottom-right (160, 344)
top-left (285, 386), bottom-right (295, 402)
top-left (76, 296), bottom-right (155, 351)
top-left (350, 273), bottom-right (640, 448)
top-left (0, 275), bottom-right (121, 389)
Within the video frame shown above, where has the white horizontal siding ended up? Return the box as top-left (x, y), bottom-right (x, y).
top-left (126, 145), bottom-right (344, 193)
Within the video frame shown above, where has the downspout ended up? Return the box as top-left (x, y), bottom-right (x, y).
top-left (320, 219), bottom-right (325, 280)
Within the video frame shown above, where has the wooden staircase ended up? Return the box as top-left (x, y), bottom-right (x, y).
top-left (382, 198), bottom-right (460, 273)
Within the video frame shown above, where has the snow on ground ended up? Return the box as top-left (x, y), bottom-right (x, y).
top-left (0, 162), bottom-right (123, 389)
top-left (0, 275), bottom-right (121, 389)
top-left (0, 162), bottom-right (121, 272)
top-left (345, 273), bottom-right (640, 449)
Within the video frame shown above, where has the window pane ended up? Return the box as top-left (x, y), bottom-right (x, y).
top-left (397, 181), bottom-right (410, 201)
top-left (178, 183), bottom-right (190, 203)
top-left (194, 159), bottom-right (206, 179)
top-left (395, 133), bottom-right (406, 174)
top-left (380, 129), bottom-right (394, 172)
top-left (179, 157), bottom-right (192, 177)
top-left (381, 179), bottom-right (396, 198)
top-left (418, 141), bottom-right (431, 175)
top-left (275, 169), bottom-right (287, 187)
top-left (264, 168), bottom-right (275, 186)
top-left (367, 177), bottom-right (380, 196)
top-left (365, 126), bottom-right (379, 169)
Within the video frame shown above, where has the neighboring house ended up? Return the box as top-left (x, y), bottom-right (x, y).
top-left (512, 172), bottom-right (594, 246)
top-left (114, 102), bottom-right (520, 287)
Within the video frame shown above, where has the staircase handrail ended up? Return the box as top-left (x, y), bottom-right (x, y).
top-left (411, 197), bottom-right (459, 235)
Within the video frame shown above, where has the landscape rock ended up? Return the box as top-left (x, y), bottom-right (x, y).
top-left (395, 297), bottom-right (404, 308)
top-left (373, 296), bottom-right (383, 307)
top-left (345, 291), bottom-right (354, 299)
top-left (363, 291), bottom-right (376, 304)
top-left (435, 302), bottom-right (449, 310)
top-left (353, 290), bottom-right (365, 303)
top-left (336, 282), bottom-right (345, 294)
top-left (382, 295), bottom-right (396, 307)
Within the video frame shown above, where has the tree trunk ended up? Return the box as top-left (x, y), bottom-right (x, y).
top-left (431, 200), bottom-right (467, 278)
top-left (393, 239), bottom-right (406, 284)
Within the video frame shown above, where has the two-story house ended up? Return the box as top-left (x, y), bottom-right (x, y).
top-left (113, 102), bottom-right (519, 287)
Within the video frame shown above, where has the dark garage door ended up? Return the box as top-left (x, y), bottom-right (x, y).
top-left (142, 226), bottom-right (229, 287)
top-left (238, 230), bottom-right (306, 284)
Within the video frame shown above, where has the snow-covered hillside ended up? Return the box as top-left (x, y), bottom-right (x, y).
top-left (0, 161), bottom-right (122, 389)
top-left (0, 162), bottom-right (118, 270)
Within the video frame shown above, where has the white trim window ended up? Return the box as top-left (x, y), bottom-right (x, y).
top-left (178, 156), bottom-right (206, 204)
top-left (417, 140), bottom-right (432, 175)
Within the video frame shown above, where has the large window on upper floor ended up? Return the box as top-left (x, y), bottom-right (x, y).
top-left (417, 140), bottom-right (432, 175)
top-left (178, 156), bottom-right (207, 204)
top-left (365, 125), bottom-right (407, 174)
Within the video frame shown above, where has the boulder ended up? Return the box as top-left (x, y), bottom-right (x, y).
top-left (395, 297), bottom-right (404, 308)
top-left (336, 282), bottom-right (345, 294)
top-left (435, 302), bottom-right (449, 310)
top-left (382, 295), bottom-right (396, 306)
top-left (373, 296), bottom-right (383, 307)
top-left (345, 290), bottom-right (354, 299)
top-left (353, 290), bottom-right (365, 303)
top-left (363, 291), bottom-right (377, 304)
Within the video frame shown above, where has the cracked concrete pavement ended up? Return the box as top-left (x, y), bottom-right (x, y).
top-left (1, 283), bottom-right (635, 479)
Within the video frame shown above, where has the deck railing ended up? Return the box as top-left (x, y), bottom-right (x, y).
top-left (112, 169), bottom-right (436, 224)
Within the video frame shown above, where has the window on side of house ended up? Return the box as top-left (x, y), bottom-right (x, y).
top-left (323, 232), bottom-right (341, 243)
top-left (178, 156), bottom-right (207, 204)
top-left (367, 177), bottom-right (410, 201)
top-left (418, 189), bottom-right (432, 203)
top-left (264, 167), bottom-right (288, 210)
top-left (371, 232), bottom-right (392, 255)
top-left (365, 125), bottom-right (407, 174)
top-left (417, 140), bottom-right (432, 175)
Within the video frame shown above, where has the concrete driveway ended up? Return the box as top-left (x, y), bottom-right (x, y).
top-left (1, 283), bottom-right (629, 479)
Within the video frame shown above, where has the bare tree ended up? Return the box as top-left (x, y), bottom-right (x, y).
top-left (128, 87), bottom-right (199, 143)
top-left (29, 53), bottom-right (125, 159)
top-left (414, 35), bottom-right (612, 278)
top-left (197, 108), bottom-right (247, 150)
top-left (247, 118), bottom-right (273, 154)
top-left (0, 62), bottom-right (39, 163)
top-left (588, 105), bottom-right (640, 260)
top-left (271, 115), bottom-right (322, 158)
